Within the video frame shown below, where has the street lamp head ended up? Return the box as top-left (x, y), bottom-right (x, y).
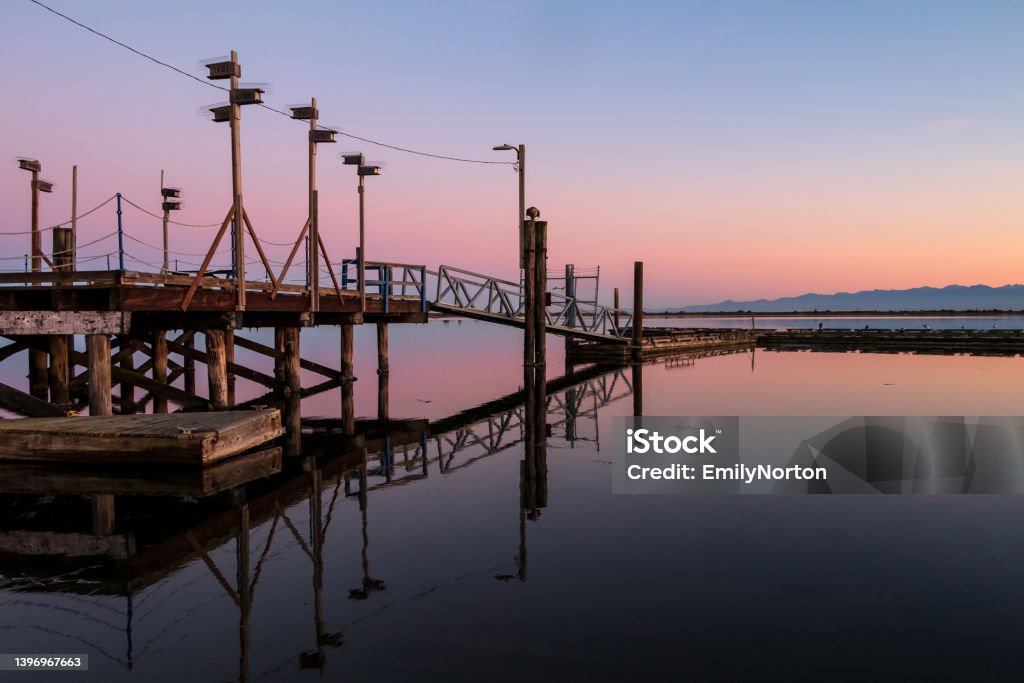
top-left (493, 144), bottom-right (515, 151)
top-left (341, 152), bottom-right (365, 166)
top-left (357, 165), bottom-right (382, 177)
top-left (17, 158), bottom-right (41, 173)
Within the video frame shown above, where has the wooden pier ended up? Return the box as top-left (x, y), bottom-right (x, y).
top-left (567, 327), bottom-right (758, 364)
top-left (758, 328), bottom-right (1024, 356)
top-left (0, 409), bottom-right (282, 465)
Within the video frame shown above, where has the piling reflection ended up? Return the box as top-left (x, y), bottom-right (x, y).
top-left (0, 361), bottom-right (638, 681)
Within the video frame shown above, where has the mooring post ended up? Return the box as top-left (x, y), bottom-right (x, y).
top-left (523, 219), bottom-right (536, 368)
top-left (632, 261), bottom-right (644, 362)
top-left (152, 330), bottom-right (168, 414)
top-left (632, 361), bottom-right (644, 417)
top-left (91, 495), bottom-right (116, 536)
top-left (225, 328), bottom-right (236, 407)
top-left (376, 322), bottom-right (389, 422)
top-left (86, 334), bottom-right (112, 416)
top-left (206, 329), bottom-right (229, 410)
top-left (283, 327), bottom-right (302, 455)
top-left (533, 220), bottom-right (548, 368)
top-left (614, 287), bottom-right (620, 333)
top-left (341, 324), bottom-right (355, 435)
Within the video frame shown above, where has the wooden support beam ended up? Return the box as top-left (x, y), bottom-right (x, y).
top-left (632, 261), bottom-right (644, 362)
top-left (274, 328), bottom-right (285, 384)
top-left (86, 334), bottom-right (112, 416)
top-left (91, 494), bottom-right (116, 536)
top-left (0, 311), bottom-right (131, 336)
top-left (165, 338), bottom-right (276, 388)
top-left (376, 322), bottom-right (389, 423)
top-left (232, 333), bottom-right (342, 381)
top-left (226, 328), bottom-right (236, 407)
top-left (206, 330), bottom-right (229, 410)
top-left (0, 340), bottom-right (26, 364)
top-left (152, 330), bottom-right (168, 414)
top-left (283, 327), bottom-right (301, 455)
top-left (120, 345), bottom-right (136, 415)
top-left (29, 340), bottom-right (48, 402)
top-left (48, 334), bottom-right (70, 409)
top-left (0, 380), bottom-right (66, 417)
top-left (184, 334), bottom-right (196, 395)
top-left (341, 324), bottom-right (354, 436)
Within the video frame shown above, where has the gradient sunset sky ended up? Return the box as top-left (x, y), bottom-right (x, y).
top-left (1, 0), bottom-right (1021, 307)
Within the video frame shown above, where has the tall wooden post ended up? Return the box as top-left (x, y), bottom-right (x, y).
top-left (523, 220), bottom-right (536, 368)
top-left (229, 50), bottom-right (246, 311)
top-left (225, 328), bottom-right (236, 407)
top-left (161, 169), bottom-right (170, 272)
top-left (206, 329), bottom-right (229, 410)
top-left (152, 330), bottom-right (168, 414)
top-left (274, 328), bottom-right (286, 386)
top-left (376, 322), bottom-right (389, 422)
top-left (308, 98), bottom-right (320, 313)
top-left (565, 263), bottom-right (575, 328)
top-left (283, 327), bottom-right (302, 455)
top-left (632, 361), bottom-right (644, 418)
top-left (533, 221), bottom-right (548, 368)
top-left (49, 227), bottom-right (74, 409)
top-left (86, 334), bottom-right (112, 416)
top-left (71, 165), bottom-right (78, 265)
top-left (341, 324), bottom-right (355, 435)
top-left (632, 261), bottom-right (644, 362)
top-left (614, 287), bottom-right (620, 333)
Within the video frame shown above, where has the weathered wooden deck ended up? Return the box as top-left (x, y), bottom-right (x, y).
top-left (566, 327), bottom-right (758, 363)
top-left (0, 409), bottom-right (282, 464)
top-left (758, 328), bottom-right (1024, 355)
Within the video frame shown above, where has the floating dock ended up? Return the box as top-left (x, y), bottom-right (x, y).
top-left (0, 409), bottom-right (282, 465)
top-left (566, 327), bottom-right (757, 363)
top-left (758, 328), bottom-right (1024, 355)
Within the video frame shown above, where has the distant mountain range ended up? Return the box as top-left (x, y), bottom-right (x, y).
top-left (671, 285), bottom-right (1024, 313)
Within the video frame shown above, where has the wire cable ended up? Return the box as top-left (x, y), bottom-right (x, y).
top-left (28, 0), bottom-right (516, 167)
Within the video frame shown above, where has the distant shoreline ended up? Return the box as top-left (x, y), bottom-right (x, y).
top-left (646, 310), bottom-right (1024, 318)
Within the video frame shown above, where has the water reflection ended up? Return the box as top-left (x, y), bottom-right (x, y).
top-left (0, 360), bottom-right (632, 682)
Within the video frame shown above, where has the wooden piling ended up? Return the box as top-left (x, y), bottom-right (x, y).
top-left (632, 261), bottom-right (644, 361)
top-left (341, 324), bottom-right (354, 435)
top-left (283, 327), bottom-right (301, 454)
top-left (614, 287), bottom-right (620, 332)
top-left (206, 329), bottom-right (229, 410)
top-left (86, 334), bottom-right (112, 416)
top-left (91, 494), bottom-right (115, 536)
top-left (376, 322), bottom-right (389, 422)
top-left (533, 221), bottom-right (548, 367)
top-left (632, 361), bottom-right (643, 417)
top-left (152, 330), bottom-right (168, 414)
top-left (523, 219), bottom-right (536, 368)
top-left (49, 227), bottom-right (74, 409)
top-left (120, 342), bottom-right (135, 414)
top-left (226, 328), bottom-right (236, 407)
top-left (274, 327), bottom-right (286, 385)
top-left (184, 335), bottom-right (196, 396)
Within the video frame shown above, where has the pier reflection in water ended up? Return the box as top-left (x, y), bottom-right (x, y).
top-left (4, 321), bottom-right (1024, 681)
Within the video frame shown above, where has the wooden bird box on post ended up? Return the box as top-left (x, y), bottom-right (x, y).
top-left (231, 88), bottom-right (264, 105)
top-left (357, 165), bottom-right (382, 176)
top-left (209, 105), bottom-right (231, 122)
top-left (18, 158), bottom-right (41, 173)
top-left (161, 187), bottom-right (181, 198)
top-left (162, 201), bottom-right (183, 211)
top-left (32, 179), bottom-right (54, 193)
top-left (206, 61), bottom-right (240, 80)
top-left (290, 106), bottom-right (317, 120)
top-left (309, 129), bottom-right (337, 143)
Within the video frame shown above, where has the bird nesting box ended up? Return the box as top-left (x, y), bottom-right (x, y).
top-left (290, 106), bottom-right (317, 120)
top-left (309, 129), bottom-right (337, 143)
top-left (206, 61), bottom-right (240, 80)
top-left (341, 153), bottom-right (364, 166)
top-left (231, 88), bottom-right (264, 105)
top-left (33, 179), bottom-right (54, 193)
top-left (161, 187), bottom-right (182, 198)
top-left (209, 105), bottom-right (231, 122)
top-left (18, 158), bottom-right (41, 172)
top-left (162, 201), bottom-right (183, 211)
top-left (357, 165), bottom-right (382, 176)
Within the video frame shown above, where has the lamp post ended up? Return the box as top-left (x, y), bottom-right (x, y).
top-left (342, 153), bottom-right (381, 313)
top-left (492, 144), bottom-right (525, 268)
top-left (160, 172), bottom-right (182, 273)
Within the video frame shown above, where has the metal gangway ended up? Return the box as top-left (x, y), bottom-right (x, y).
top-left (429, 266), bottom-right (633, 343)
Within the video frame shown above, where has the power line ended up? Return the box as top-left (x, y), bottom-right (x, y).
top-left (28, 0), bottom-right (516, 167)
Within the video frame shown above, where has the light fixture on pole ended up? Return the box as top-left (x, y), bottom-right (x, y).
top-left (493, 144), bottom-right (525, 268)
top-left (341, 153), bottom-right (382, 313)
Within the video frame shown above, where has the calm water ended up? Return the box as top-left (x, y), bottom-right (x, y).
top-left (2, 321), bottom-right (1024, 682)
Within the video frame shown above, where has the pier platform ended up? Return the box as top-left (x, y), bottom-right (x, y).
top-left (566, 328), bottom-right (757, 363)
top-left (0, 409), bottom-right (282, 465)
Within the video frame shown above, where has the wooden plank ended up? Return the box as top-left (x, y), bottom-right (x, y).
top-left (166, 337), bottom-right (277, 388)
top-left (232, 333), bottom-right (342, 380)
top-left (0, 311), bottom-right (130, 335)
top-left (0, 530), bottom-right (133, 559)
